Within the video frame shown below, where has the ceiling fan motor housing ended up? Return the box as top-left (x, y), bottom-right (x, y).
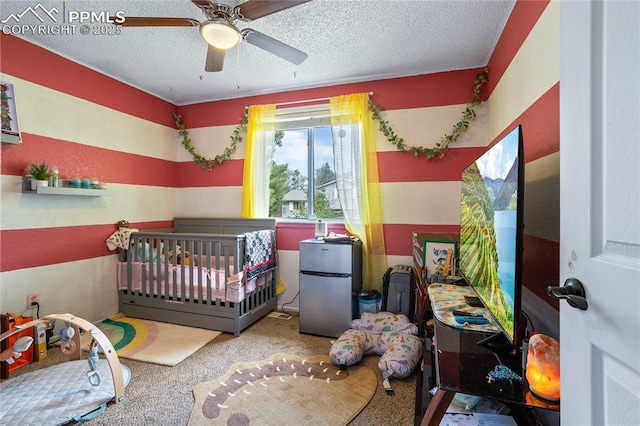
top-left (200, 3), bottom-right (240, 24)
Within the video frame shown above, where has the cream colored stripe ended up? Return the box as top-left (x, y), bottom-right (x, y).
top-left (489, 1), bottom-right (560, 139)
top-left (0, 257), bottom-right (119, 323)
top-left (1, 75), bottom-right (177, 160)
top-left (177, 187), bottom-right (243, 217)
top-left (375, 103), bottom-right (489, 151)
top-left (380, 181), bottom-right (461, 225)
top-left (276, 250), bottom-right (300, 309)
top-left (0, 176), bottom-right (177, 230)
top-left (386, 255), bottom-right (414, 269)
top-left (174, 183), bottom-right (461, 225)
top-left (193, 103), bottom-right (491, 159)
top-left (178, 125), bottom-right (247, 162)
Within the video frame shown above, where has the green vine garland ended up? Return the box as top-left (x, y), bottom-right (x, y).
top-left (175, 67), bottom-right (489, 169)
top-left (173, 110), bottom-right (247, 170)
top-left (369, 67), bottom-right (489, 158)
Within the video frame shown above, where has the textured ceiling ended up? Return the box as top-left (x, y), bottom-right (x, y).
top-left (1, 0), bottom-right (515, 105)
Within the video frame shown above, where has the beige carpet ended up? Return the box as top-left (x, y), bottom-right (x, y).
top-left (96, 314), bottom-right (221, 366)
top-left (188, 353), bottom-right (377, 425)
top-left (17, 316), bottom-right (416, 425)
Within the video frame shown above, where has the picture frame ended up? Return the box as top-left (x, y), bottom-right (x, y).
top-left (1, 81), bottom-right (21, 144)
top-left (423, 240), bottom-right (457, 281)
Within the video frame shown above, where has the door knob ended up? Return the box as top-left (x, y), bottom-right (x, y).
top-left (547, 278), bottom-right (588, 310)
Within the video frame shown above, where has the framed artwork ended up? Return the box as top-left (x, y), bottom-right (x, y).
top-left (1, 81), bottom-right (21, 144)
top-left (423, 240), bottom-right (457, 281)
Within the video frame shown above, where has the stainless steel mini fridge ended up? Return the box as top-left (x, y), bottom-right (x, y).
top-left (299, 238), bottom-right (362, 338)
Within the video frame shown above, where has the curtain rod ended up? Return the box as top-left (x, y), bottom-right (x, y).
top-left (275, 92), bottom-right (374, 107)
top-left (245, 92), bottom-right (374, 109)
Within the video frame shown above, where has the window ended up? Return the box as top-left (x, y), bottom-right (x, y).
top-left (269, 106), bottom-right (343, 220)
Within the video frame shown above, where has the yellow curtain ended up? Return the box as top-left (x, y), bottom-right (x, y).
top-left (241, 104), bottom-right (287, 295)
top-left (330, 93), bottom-right (387, 291)
top-left (241, 104), bottom-right (277, 218)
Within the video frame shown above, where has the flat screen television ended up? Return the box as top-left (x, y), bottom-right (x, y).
top-left (458, 125), bottom-right (525, 355)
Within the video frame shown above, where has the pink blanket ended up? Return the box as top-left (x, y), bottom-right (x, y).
top-left (117, 260), bottom-right (271, 303)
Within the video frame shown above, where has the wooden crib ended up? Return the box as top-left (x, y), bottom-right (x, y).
top-left (118, 218), bottom-right (277, 336)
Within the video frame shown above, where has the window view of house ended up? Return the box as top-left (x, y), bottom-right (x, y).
top-left (270, 126), bottom-right (343, 220)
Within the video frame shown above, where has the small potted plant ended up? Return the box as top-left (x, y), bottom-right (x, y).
top-left (29, 162), bottom-right (52, 190)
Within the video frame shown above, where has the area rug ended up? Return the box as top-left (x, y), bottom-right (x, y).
top-left (95, 314), bottom-right (221, 366)
top-left (188, 353), bottom-right (377, 426)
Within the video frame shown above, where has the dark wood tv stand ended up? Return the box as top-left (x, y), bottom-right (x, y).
top-left (415, 308), bottom-right (560, 425)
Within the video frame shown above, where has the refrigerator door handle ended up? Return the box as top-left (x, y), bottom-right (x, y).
top-left (301, 271), bottom-right (350, 278)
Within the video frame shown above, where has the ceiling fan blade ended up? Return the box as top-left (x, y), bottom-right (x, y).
top-left (121, 17), bottom-right (199, 27)
top-left (242, 29), bottom-right (307, 65)
top-left (238, 0), bottom-right (312, 21)
top-left (191, 0), bottom-right (212, 6)
top-left (205, 45), bottom-right (225, 72)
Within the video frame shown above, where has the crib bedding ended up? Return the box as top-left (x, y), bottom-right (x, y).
top-left (118, 253), bottom-right (235, 291)
top-left (117, 261), bottom-right (270, 302)
top-left (118, 218), bottom-right (278, 336)
top-left (244, 230), bottom-right (277, 280)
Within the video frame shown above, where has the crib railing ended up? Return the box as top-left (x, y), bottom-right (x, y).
top-left (124, 231), bottom-right (244, 306)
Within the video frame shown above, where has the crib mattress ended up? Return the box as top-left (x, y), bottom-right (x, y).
top-left (0, 359), bottom-right (131, 426)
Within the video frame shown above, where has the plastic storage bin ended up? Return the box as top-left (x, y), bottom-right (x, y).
top-left (358, 290), bottom-right (381, 316)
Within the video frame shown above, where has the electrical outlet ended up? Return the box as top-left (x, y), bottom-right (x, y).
top-left (27, 292), bottom-right (40, 309)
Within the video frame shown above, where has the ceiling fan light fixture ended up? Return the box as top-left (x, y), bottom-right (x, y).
top-left (200, 19), bottom-right (241, 50)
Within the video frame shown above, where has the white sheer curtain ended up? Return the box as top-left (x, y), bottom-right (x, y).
top-left (332, 121), bottom-right (362, 224)
top-left (330, 93), bottom-right (387, 290)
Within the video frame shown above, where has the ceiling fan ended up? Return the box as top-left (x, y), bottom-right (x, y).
top-left (121, 0), bottom-right (311, 72)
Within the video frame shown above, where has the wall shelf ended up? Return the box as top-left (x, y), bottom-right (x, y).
top-left (21, 180), bottom-right (109, 196)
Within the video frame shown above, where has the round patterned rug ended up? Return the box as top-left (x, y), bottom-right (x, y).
top-left (188, 353), bottom-right (377, 425)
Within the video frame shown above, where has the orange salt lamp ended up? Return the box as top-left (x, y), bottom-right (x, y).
top-left (525, 391), bottom-right (560, 410)
top-left (525, 333), bottom-right (561, 401)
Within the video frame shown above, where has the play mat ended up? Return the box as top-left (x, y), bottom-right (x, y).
top-left (1, 360), bottom-right (131, 425)
top-left (0, 313), bottom-right (129, 425)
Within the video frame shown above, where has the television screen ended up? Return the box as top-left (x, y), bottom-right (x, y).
top-left (459, 125), bottom-right (524, 351)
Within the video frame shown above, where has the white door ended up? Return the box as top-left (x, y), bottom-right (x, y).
top-left (559, 1), bottom-right (640, 424)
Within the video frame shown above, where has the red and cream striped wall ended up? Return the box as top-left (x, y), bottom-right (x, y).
top-left (0, 0), bottom-right (558, 331)
top-left (486, 0), bottom-right (560, 335)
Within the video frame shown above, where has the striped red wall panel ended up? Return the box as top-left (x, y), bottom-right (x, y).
top-left (0, 221), bottom-right (172, 272)
top-left (486, 0), bottom-right (551, 96)
top-left (1, 133), bottom-right (178, 186)
top-left (173, 146), bottom-right (489, 188)
top-left (488, 84), bottom-right (559, 164)
top-left (484, 0), bottom-right (559, 310)
top-left (378, 147), bottom-right (488, 183)
top-left (384, 224), bottom-right (460, 257)
top-left (519, 84), bottom-right (559, 162)
top-left (0, 34), bottom-right (176, 127)
top-left (276, 222), bottom-right (348, 251)
top-left (175, 69), bottom-right (487, 129)
top-left (275, 223), bottom-right (461, 254)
